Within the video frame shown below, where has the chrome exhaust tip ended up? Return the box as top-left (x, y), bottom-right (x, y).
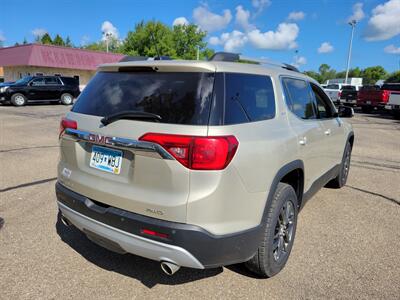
top-left (61, 215), bottom-right (72, 227)
top-left (160, 261), bottom-right (180, 276)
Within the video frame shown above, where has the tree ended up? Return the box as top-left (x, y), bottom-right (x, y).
top-left (318, 64), bottom-right (336, 84)
top-left (53, 34), bottom-right (65, 46)
top-left (22, 37), bottom-right (28, 45)
top-left (65, 36), bottom-right (73, 47)
top-left (361, 66), bottom-right (388, 85)
top-left (122, 21), bottom-right (175, 57)
top-left (303, 71), bottom-right (321, 82)
top-left (40, 33), bottom-right (53, 45)
top-left (385, 71), bottom-right (400, 83)
top-left (172, 24), bottom-right (209, 59)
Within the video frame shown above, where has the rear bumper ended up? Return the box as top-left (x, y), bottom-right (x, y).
top-left (55, 182), bottom-right (263, 268)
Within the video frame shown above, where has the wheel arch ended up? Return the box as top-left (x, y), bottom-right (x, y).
top-left (261, 160), bottom-right (304, 224)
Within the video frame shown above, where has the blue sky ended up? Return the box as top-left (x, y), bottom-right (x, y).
top-left (1, 0), bottom-right (400, 72)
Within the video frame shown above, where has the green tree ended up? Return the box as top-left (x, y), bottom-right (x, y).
top-left (40, 33), bottom-right (53, 45)
top-left (65, 36), bottom-right (73, 47)
top-left (318, 64), bottom-right (336, 84)
top-left (22, 37), bottom-right (28, 45)
top-left (122, 21), bottom-right (175, 57)
top-left (53, 34), bottom-right (65, 46)
top-left (303, 71), bottom-right (321, 82)
top-left (385, 71), bottom-right (400, 83)
top-left (361, 66), bottom-right (388, 85)
top-left (172, 24), bottom-right (209, 59)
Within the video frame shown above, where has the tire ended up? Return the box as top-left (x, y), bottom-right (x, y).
top-left (245, 183), bottom-right (298, 278)
top-left (361, 106), bottom-right (372, 113)
top-left (11, 93), bottom-right (27, 106)
top-left (326, 141), bottom-right (352, 189)
top-left (60, 93), bottom-right (74, 105)
top-left (393, 111), bottom-right (400, 120)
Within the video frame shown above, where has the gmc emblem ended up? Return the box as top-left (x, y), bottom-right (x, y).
top-left (88, 134), bottom-right (112, 145)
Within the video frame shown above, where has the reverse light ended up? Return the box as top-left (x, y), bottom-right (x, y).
top-left (59, 118), bottom-right (77, 137)
top-left (139, 133), bottom-right (239, 170)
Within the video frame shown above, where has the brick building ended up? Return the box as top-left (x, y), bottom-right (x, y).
top-left (0, 44), bottom-right (123, 88)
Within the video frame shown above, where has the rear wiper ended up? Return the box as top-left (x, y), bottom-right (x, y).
top-left (101, 110), bottom-right (162, 126)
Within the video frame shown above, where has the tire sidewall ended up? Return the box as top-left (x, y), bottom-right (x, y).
top-left (339, 141), bottom-right (352, 187)
top-left (263, 184), bottom-right (298, 276)
top-left (61, 93), bottom-right (73, 105)
top-left (11, 93), bottom-right (27, 106)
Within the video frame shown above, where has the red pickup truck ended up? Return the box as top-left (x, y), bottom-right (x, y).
top-left (357, 84), bottom-right (400, 113)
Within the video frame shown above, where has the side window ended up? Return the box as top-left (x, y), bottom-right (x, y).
top-left (30, 78), bottom-right (45, 86)
top-left (224, 73), bottom-right (275, 125)
top-left (44, 77), bottom-right (61, 85)
top-left (309, 83), bottom-right (335, 119)
top-left (282, 77), bottom-right (316, 120)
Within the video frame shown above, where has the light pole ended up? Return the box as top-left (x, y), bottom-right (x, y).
top-left (104, 32), bottom-right (112, 53)
top-left (345, 20), bottom-right (357, 84)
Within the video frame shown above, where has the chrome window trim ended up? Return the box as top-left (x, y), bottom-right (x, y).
top-left (63, 128), bottom-right (174, 160)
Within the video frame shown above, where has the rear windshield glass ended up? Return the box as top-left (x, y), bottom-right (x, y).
top-left (361, 85), bottom-right (380, 91)
top-left (341, 86), bottom-right (356, 91)
top-left (72, 71), bottom-right (215, 125)
top-left (381, 84), bottom-right (400, 91)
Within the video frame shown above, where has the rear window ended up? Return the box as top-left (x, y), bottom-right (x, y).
top-left (326, 84), bottom-right (339, 89)
top-left (381, 84), bottom-right (400, 91)
top-left (361, 85), bottom-right (380, 91)
top-left (223, 73), bottom-right (275, 125)
top-left (61, 77), bottom-right (79, 86)
top-left (72, 71), bottom-right (215, 125)
top-left (341, 85), bottom-right (356, 91)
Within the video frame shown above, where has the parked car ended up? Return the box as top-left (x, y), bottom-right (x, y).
top-left (358, 83), bottom-right (400, 113)
top-left (339, 85), bottom-right (358, 106)
top-left (323, 83), bottom-right (344, 103)
top-left (385, 85), bottom-right (400, 119)
top-left (56, 53), bottom-right (354, 278)
top-left (0, 75), bottom-right (80, 106)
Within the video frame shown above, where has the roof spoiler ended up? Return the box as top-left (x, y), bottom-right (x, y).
top-left (209, 51), bottom-right (300, 72)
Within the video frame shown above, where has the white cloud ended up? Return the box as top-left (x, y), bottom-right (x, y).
top-left (173, 17), bottom-right (189, 27)
top-left (384, 44), bottom-right (400, 54)
top-left (292, 56), bottom-right (307, 68)
top-left (32, 28), bottom-right (47, 39)
top-left (209, 30), bottom-right (248, 52)
top-left (348, 2), bottom-right (365, 22)
top-left (287, 11), bottom-right (305, 21)
top-left (364, 0), bottom-right (400, 41)
top-left (0, 30), bottom-right (5, 42)
top-left (252, 0), bottom-right (271, 16)
top-left (248, 23), bottom-right (299, 50)
top-left (101, 21), bottom-right (119, 40)
top-left (80, 35), bottom-right (90, 46)
top-left (193, 5), bottom-right (232, 32)
top-left (318, 42), bottom-right (334, 53)
top-left (235, 5), bottom-right (255, 31)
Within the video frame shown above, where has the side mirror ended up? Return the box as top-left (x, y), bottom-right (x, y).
top-left (337, 105), bottom-right (354, 118)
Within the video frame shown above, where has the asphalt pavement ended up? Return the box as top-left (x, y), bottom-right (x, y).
top-left (0, 104), bottom-right (399, 299)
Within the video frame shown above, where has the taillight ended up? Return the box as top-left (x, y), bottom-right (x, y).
top-left (139, 133), bottom-right (239, 170)
top-left (59, 118), bottom-right (77, 138)
top-left (141, 228), bottom-right (169, 239)
top-left (382, 90), bottom-right (390, 101)
top-left (338, 91), bottom-right (342, 98)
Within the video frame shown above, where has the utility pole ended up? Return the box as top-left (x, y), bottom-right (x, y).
top-left (104, 32), bottom-right (112, 53)
top-left (197, 45), bottom-right (200, 60)
top-left (345, 20), bottom-right (357, 84)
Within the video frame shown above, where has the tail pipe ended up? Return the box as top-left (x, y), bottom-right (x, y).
top-left (160, 261), bottom-right (180, 276)
top-left (61, 215), bottom-right (72, 227)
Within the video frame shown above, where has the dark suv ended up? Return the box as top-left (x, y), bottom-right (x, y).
top-left (0, 76), bottom-right (80, 106)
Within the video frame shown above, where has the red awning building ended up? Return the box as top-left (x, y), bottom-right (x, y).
top-left (0, 43), bottom-right (124, 86)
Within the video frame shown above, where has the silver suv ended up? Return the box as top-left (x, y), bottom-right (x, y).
top-left (56, 53), bottom-right (354, 277)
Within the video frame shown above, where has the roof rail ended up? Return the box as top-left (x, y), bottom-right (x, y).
top-left (119, 56), bottom-right (149, 62)
top-left (209, 52), bottom-right (300, 72)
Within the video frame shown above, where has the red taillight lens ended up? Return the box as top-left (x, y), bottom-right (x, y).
top-left (382, 90), bottom-right (390, 101)
top-left (338, 91), bottom-right (342, 98)
top-left (59, 118), bottom-right (77, 137)
top-left (141, 229), bottom-right (169, 239)
top-left (139, 133), bottom-right (239, 170)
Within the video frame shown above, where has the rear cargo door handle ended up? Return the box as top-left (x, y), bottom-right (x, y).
top-left (299, 136), bottom-right (307, 146)
top-left (324, 129), bottom-right (331, 136)
top-left (84, 198), bottom-right (108, 214)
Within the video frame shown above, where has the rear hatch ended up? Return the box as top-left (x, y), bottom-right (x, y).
top-left (340, 86), bottom-right (357, 101)
top-left (58, 63), bottom-right (216, 223)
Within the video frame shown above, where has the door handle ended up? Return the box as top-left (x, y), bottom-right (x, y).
top-left (299, 136), bottom-right (307, 146)
top-left (324, 129), bottom-right (331, 136)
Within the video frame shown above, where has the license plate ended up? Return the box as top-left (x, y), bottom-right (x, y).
top-left (90, 145), bottom-right (122, 174)
top-left (366, 101), bottom-right (371, 104)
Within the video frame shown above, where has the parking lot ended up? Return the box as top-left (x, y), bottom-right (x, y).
top-left (0, 104), bottom-right (399, 299)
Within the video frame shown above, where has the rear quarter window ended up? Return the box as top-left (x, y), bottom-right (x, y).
top-left (224, 73), bottom-right (275, 125)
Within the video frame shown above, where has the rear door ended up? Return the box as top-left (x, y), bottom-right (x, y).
top-left (58, 70), bottom-right (215, 223)
top-left (44, 77), bottom-right (63, 99)
top-left (281, 77), bottom-right (328, 191)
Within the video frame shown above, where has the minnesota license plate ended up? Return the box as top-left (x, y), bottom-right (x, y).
top-left (90, 145), bottom-right (122, 174)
